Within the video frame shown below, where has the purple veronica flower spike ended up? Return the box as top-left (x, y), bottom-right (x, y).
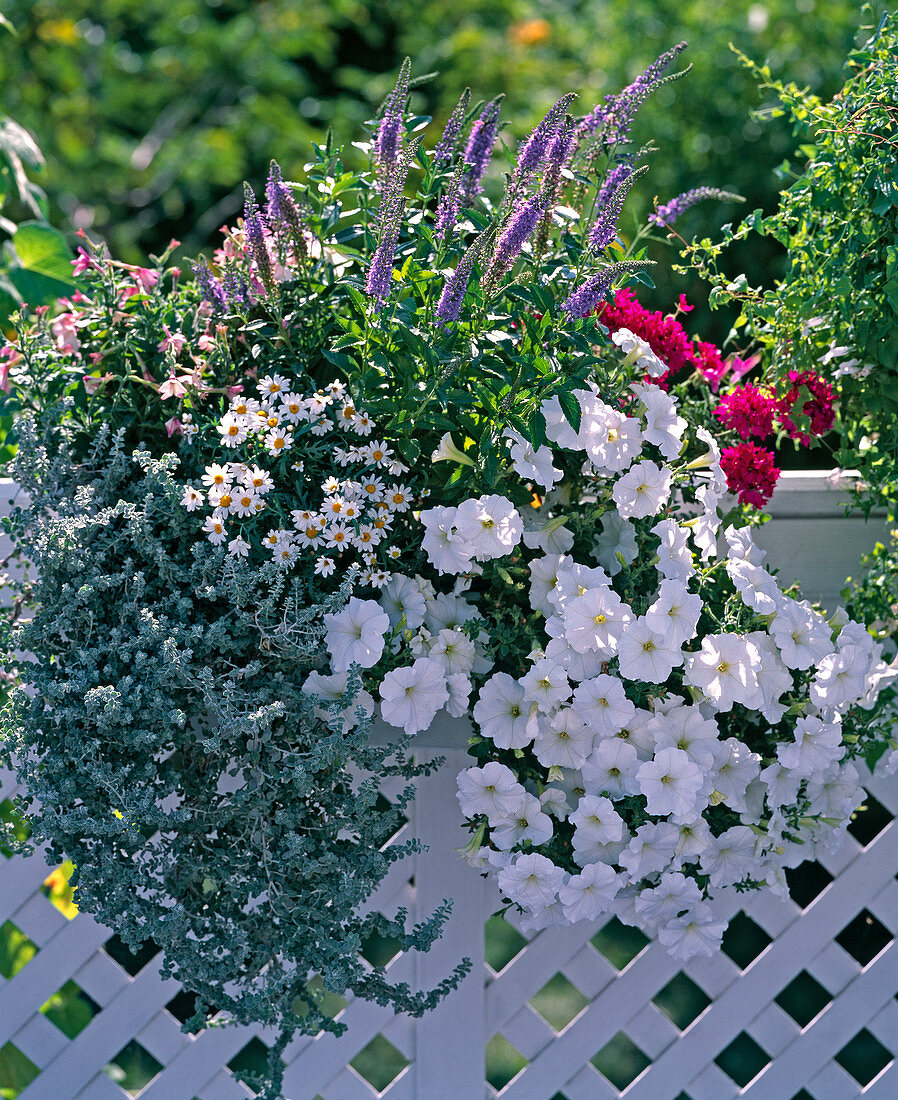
top-left (462, 96), bottom-right (503, 202)
top-left (433, 88), bottom-right (471, 165)
top-left (374, 58), bottom-right (411, 173)
top-left (265, 160), bottom-right (308, 258)
top-left (649, 187), bottom-right (744, 227)
top-left (514, 93), bottom-right (578, 179)
top-left (193, 257), bottom-right (227, 312)
top-left (582, 43), bottom-right (688, 144)
top-left (589, 164), bottom-right (647, 251)
top-left (243, 183), bottom-right (275, 290)
top-left (435, 230), bottom-right (491, 325)
top-left (561, 260), bottom-right (653, 320)
top-left (434, 159), bottom-right (466, 243)
top-left (365, 140), bottom-right (418, 308)
top-left (488, 194), bottom-right (544, 283)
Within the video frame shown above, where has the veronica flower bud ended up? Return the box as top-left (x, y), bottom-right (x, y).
top-left (365, 139), bottom-right (418, 308)
top-left (375, 57), bottom-right (411, 173)
top-left (561, 260), bottom-right (652, 320)
top-left (222, 271), bottom-right (249, 308)
top-left (435, 229), bottom-right (491, 325)
top-left (433, 88), bottom-right (471, 165)
top-left (546, 115), bottom-right (579, 170)
top-left (581, 42), bottom-right (688, 144)
top-left (590, 164), bottom-right (647, 252)
top-left (434, 158), bottom-right (466, 244)
top-left (462, 96), bottom-right (503, 202)
top-left (650, 187), bottom-right (744, 228)
top-left (243, 183), bottom-right (275, 291)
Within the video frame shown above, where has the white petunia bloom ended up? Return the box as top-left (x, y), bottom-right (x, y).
top-left (691, 483), bottom-right (722, 562)
top-left (617, 619), bottom-right (683, 683)
top-left (584, 407), bottom-right (644, 474)
top-left (711, 738), bottom-right (761, 812)
top-left (699, 826), bottom-right (759, 888)
top-left (520, 657), bottom-right (572, 712)
top-left (473, 673), bottom-right (537, 749)
top-left (724, 524), bottom-right (767, 566)
top-left (504, 429), bottom-right (563, 489)
top-left (747, 631), bottom-right (795, 724)
top-left (581, 737), bottom-right (641, 798)
top-left (548, 561), bottom-right (613, 609)
top-left (726, 558), bottom-right (781, 616)
top-left (539, 787), bottom-right (572, 819)
top-left (454, 495), bottom-right (523, 559)
top-left (645, 580), bottom-right (702, 646)
top-left (323, 598), bottom-right (390, 673)
top-left (424, 591), bottom-right (480, 633)
top-left (634, 872), bottom-right (702, 925)
top-left (648, 704), bottom-right (719, 769)
top-left (456, 762), bottom-right (526, 823)
top-left (563, 587), bottom-right (633, 655)
top-left (777, 716), bottom-right (845, 777)
top-left (592, 512), bottom-right (639, 575)
top-left (379, 657), bottom-right (450, 734)
top-left (632, 383), bottom-right (687, 459)
top-left (636, 747), bottom-right (705, 820)
top-left (419, 505), bottom-right (475, 575)
top-left (522, 517), bottom-right (575, 555)
top-left (612, 460), bottom-right (672, 519)
top-left (446, 673), bottom-right (473, 717)
top-left (492, 794), bottom-right (555, 850)
top-left (810, 644), bottom-right (870, 709)
top-left (427, 628), bottom-right (476, 677)
top-left (379, 574), bottom-right (428, 630)
top-left (619, 822), bottom-right (679, 879)
top-left (569, 794), bottom-right (625, 844)
top-left (302, 671), bottom-right (375, 731)
top-left (528, 554), bottom-right (569, 616)
top-left (672, 818), bottom-right (713, 865)
top-left (558, 863), bottom-right (621, 921)
top-left (651, 519), bottom-right (695, 582)
top-left (684, 633), bottom-right (763, 712)
top-left (574, 674), bottom-right (637, 737)
top-left (498, 853), bottom-right (566, 908)
top-left (657, 904), bottom-right (727, 960)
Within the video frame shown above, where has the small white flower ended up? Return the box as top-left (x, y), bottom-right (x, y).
top-left (558, 862), bottom-right (621, 921)
top-left (454, 495), bottom-right (523, 560)
top-left (777, 716), bottom-right (844, 777)
top-left (592, 511), bottom-right (638, 575)
top-left (257, 373), bottom-right (289, 398)
top-left (473, 673), bottom-right (537, 749)
top-left (202, 515), bottom-right (227, 545)
top-left (651, 519), bottom-right (695, 582)
top-left (636, 747), bottom-right (704, 820)
top-left (562, 587), bottom-right (633, 655)
top-left (227, 534), bottom-right (250, 558)
top-left (699, 826), bottom-right (759, 888)
top-left (520, 657), bottom-right (571, 712)
top-left (570, 794), bottom-right (625, 845)
top-left (181, 486), bottom-right (203, 511)
top-left (633, 872), bottom-right (702, 925)
top-left (314, 555), bottom-right (335, 577)
top-left (497, 853), bottom-right (566, 909)
top-left (492, 794), bottom-right (554, 850)
top-left (533, 708), bottom-right (593, 769)
top-left (265, 427), bottom-right (293, 455)
top-left (581, 738), bottom-right (641, 798)
top-left (573, 674), bottom-right (636, 737)
top-left (428, 628), bottom-right (476, 677)
top-left (617, 619), bottom-right (683, 683)
top-left (619, 822), bottom-right (679, 879)
top-left (379, 574), bottom-right (428, 630)
top-left (217, 414), bottom-right (248, 447)
top-left (645, 580), bottom-right (702, 646)
top-left (201, 463), bottom-right (232, 489)
top-left (657, 904), bottom-right (727, 960)
top-left (684, 633), bottom-right (763, 712)
top-left (419, 505), bottom-right (476, 575)
top-left (503, 429), bottom-right (563, 489)
top-left (324, 523), bottom-right (352, 551)
top-left (632, 383), bottom-right (687, 459)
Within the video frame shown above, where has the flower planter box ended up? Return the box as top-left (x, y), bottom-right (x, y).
top-left (0, 471), bottom-right (895, 1100)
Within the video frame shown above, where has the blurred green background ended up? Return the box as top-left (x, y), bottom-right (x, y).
top-left (0, 0), bottom-right (877, 339)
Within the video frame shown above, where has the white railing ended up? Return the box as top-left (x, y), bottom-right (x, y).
top-left (1, 473), bottom-right (896, 1100)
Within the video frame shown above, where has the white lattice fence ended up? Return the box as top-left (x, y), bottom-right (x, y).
top-left (1, 473), bottom-right (897, 1100)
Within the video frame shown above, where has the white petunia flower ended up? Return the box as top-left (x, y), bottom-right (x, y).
top-left (563, 587), bottom-right (633, 655)
top-left (419, 505), bottom-right (475, 575)
top-left (711, 738), bottom-right (761, 812)
top-left (810, 644), bottom-right (870, 708)
top-left (581, 737), bottom-right (641, 798)
top-left (619, 822), bottom-right (679, 879)
top-left (427, 628), bottom-right (476, 677)
top-left (457, 762), bottom-right (526, 823)
top-left (632, 383), bottom-right (687, 459)
top-left (454, 495), bottom-right (524, 559)
top-left (584, 406), bottom-right (643, 474)
top-left (645, 580), bottom-right (702, 646)
top-left (617, 619), bottom-right (683, 683)
top-left (724, 524), bottom-right (767, 566)
top-left (657, 904), bottom-right (727, 960)
top-left (324, 598), bottom-right (390, 672)
top-left (684, 633), bottom-right (763, 712)
top-left (473, 672), bottom-right (537, 749)
top-left (379, 574), bottom-right (428, 630)
top-left (573, 674), bottom-right (637, 737)
top-left (777, 716), bottom-right (845, 777)
top-left (636, 747), bottom-right (705, 820)
top-left (533, 707), bottom-right (594, 769)
top-left (651, 519), bottom-right (695, 582)
top-left (612, 460), bottom-right (672, 519)
top-left (558, 862), bottom-right (621, 921)
top-left (492, 794), bottom-right (554, 850)
top-left (592, 512), bottom-right (638, 575)
top-left (520, 657), bottom-right (571, 712)
top-left (699, 826), bottom-right (759, 887)
top-left (634, 872), bottom-right (702, 925)
top-left (569, 794), bottom-right (625, 844)
top-left (504, 429), bottom-right (563, 489)
top-left (498, 853), bottom-right (566, 908)
top-left (379, 657), bottom-right (450, 734)
top-left (648, 704), bottom-right (719, 769)
top-left (540, 787), bottom-right (572, 818)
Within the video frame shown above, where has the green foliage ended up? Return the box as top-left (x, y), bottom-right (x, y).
top-left (0, 0), bottom-right (875, 339)
top-left (683, 9), bottom-right (898, 507)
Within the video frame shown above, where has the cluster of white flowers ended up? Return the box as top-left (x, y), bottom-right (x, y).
top-left (448, 384), bottom-right (897, 960)
top-left (178, 375), bottom-right (418, 580)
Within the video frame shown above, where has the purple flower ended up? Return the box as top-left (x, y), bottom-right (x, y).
top-left (649, 187), bottom-right (744, 227)
top-left (595, 163), bottom-right (632, 211)
top-left (374, 58), bottom-right (411, 173)
top-left (589, 165), bottom-right (647, 251)
top-left (243, 183), bottom-right (275, 290)
top-left (365, 139), bottom-right (418, 308)
top-left (192, 257), bottom-right (227, 312)
top-left (514, 93), bottom-right (578, 179)
top-left (546, 116), bottom-right (578, 171)
top-left (433, 88), bottom-right (471, 165)
top-left (488, 194), bottom-right (544, 282)
top-left (222, 270), bottom-right (249, 308)
top-left (435, 232), bottom-right (490, 325)
top-left (582, 43), bottom-right (688, 144)
top-left (462, 96), bottom-right (503, 202)
top-left (434, 159), bottom-right (466, 243)
top-left (265, 160), bottom-right (308, 257)
top-left (561, 260), bottom-right (654, 320)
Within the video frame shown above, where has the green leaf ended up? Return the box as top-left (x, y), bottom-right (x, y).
top-left (557, 389), bottom-right (581, 434)
top-left (8, 221), bottom-right (74, 305)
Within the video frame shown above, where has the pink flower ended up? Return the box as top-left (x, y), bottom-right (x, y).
top-left (51, 314), bottom-right (81, 355)
top-left (158, 374), bottom-right (188, 400)
top-left (71, 247), bottom-right (95, 276)
top-left (714, 385), bottom-right (776, 440)
top-left (0, 346), bottom-right (19, 394)
top-left (158, 324), bottom-right (187, 357)
top-left (83, 372), bottom-right (114, 394)
top-left (197, 334), bottom-right (216, 352)
top-left (720, 442), bottom-right (780, 509)
top-left (165, 417), bottom-right (184, 437)
top-left (778, 370), bottom-right (836, 445)
top-left (130, 267), bottom-right (160, 293)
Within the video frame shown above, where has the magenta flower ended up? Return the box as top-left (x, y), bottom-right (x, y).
top-left (720, 442), bottom-right (781, 509)
top-left (714, 385), bottom-right (776, 440)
